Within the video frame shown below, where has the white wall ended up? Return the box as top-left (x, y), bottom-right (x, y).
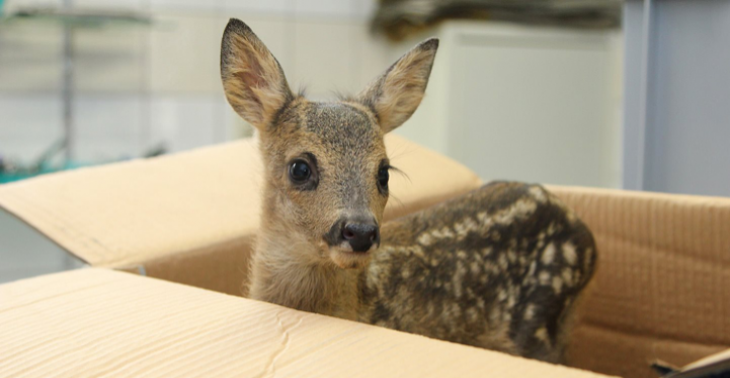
top-left (0, 0), bottom-right (391, 163)
top-left (388, 22), bottom-right (623, 189)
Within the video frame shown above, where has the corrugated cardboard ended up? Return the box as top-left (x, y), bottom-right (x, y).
top-left (1, 136), bottom-right (729, 378)
top-left (0, 134), bottom-right (481, 295)
top-left (0, 268), bottom-right (613, 378)
top-left (547, 185), bottom-right (730, 378)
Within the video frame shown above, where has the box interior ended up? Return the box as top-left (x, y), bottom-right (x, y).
top-left (548, 185), bottom-right (730, 378)
top-left (1, 137), bottom-right (729, 378)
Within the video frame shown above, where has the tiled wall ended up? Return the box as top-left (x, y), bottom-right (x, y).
top-left (0, 0), bottom-right (391, 163)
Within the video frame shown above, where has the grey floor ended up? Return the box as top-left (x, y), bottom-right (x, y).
top-left (0, 209), bottom-right (84, 284)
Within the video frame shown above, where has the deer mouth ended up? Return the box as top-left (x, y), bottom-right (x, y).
top-left (327, 242), bottom-right (376, 270)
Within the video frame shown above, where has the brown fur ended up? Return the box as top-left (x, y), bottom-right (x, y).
top-left (220, 18), bottom-right (597, 363)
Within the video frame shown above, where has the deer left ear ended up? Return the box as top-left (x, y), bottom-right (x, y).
top-left (220, 18), bottom-right (294, 131)
top-left (357, 38), bottom-right (439, 133)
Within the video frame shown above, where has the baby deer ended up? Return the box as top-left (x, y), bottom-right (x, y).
top-left (220, 18), bottom-right (596, 363)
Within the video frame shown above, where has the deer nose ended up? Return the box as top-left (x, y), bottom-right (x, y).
top-left (342, 222), bottom-right (379, 252)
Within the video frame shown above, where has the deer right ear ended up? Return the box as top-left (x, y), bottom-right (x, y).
top-left (357, 38), bottom-right (439, 133)
top-left (220, 19), bottom-right (293, 130)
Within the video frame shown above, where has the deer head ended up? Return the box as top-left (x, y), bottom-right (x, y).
top-left (221, 18), bottom-right (438, 270)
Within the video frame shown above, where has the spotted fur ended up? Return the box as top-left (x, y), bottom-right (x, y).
top-left (220, 18), bottom-right (597, 364)
top-left (360, 182), bottom-right (596, 362)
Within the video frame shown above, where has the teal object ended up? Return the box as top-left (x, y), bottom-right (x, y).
top-left (0, 161), bottom-right (88, 184)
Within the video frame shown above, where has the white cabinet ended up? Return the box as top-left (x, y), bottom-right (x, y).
top-left (391, 21), bottom-right (623, 188)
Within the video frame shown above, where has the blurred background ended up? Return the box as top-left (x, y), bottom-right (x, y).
top-left (1, 0), bottom-right (729, 283)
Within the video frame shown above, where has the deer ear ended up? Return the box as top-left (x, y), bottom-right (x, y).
top-left (357, 38), bottom-right (439, 133)
top-left (221, 19), bottom-right (294, 130)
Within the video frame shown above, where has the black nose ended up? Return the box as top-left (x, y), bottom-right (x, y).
top-left (342, 223), bottom-right (379, 252)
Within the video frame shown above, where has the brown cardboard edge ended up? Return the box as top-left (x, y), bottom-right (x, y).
top-left (545, 184), bottom-right (730, 205)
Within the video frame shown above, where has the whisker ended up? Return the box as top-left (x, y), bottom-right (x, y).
top-left (388, 165), bottom-right (412, 184)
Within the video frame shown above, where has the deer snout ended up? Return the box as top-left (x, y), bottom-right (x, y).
top-left (342, 222), bottom-right (379, 252)
top-left (325, 216), bottom-right (380, 253)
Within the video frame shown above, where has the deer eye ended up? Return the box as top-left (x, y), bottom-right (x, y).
top-left (289, 160), bottom-right (311, 183)
top-left (378, 166), bottom-right (390, 190)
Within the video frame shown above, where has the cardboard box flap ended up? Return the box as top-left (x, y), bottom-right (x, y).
top-left (0, 268), bottom-right (614, 377)
top-left (547, 185), bottom-right (730, 378)
top-left (659, 349), bottom-right (730, 378)
top-left (653, 349), bottom-right (730, 378)
top-left (682, 349), bottom-right (730, 372)
top-left (0, 135), bottom-right (481, 270)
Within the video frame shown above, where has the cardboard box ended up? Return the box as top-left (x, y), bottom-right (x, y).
top-left (545, 186), bottom-right (730, 378)
top-left (1, 135), bottom-right (728, 377)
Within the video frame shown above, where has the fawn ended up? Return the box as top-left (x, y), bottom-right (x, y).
top-left (220, 18), bottom-right (596, 363)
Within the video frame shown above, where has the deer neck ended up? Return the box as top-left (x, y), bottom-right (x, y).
top-left (248, 195), bottom-right (361, 320)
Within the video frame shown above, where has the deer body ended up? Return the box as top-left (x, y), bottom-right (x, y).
top-left (221, 19), bottom-right (596, 363)
top-left (361, 182), bottom-right (595, 361)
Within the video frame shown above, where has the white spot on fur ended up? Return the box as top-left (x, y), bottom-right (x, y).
top-left (542, 243), bottom-right (556, 265)
top-left (547, 223), bottom-right (557, 236)
top-left (402, 266), bottom-right (412, 279)
top-left (453, 260), bottom-right (466, 298)
top-left (417, 232), bottom-right (434, 246)
top-left (524, 304), bottom-right (535, 320)
top-left (497, 289), bottom-right (507, 302)
top-left (454, 217), bottom-right (479, 239)
top-left (552, 276), bottom-right (563, 294)
top-left (529, 186), bottom-right (547, 203)
top-left (563, 242), bottom-right (578, 265)
top-left (476, 212), bottom-right (495, 228)
top-left (562, 268), bottom-right (574, 286)
top-left (494, 199), bottom-right (538, 225)
top-left (507, 294), bottom-right (517, 309)
top-left (433, 226), bottom-right (455, 240)
top-left (535, 327), bottom-right (550, 346)
top-left (539, 271), bottom-right (551, 285)
top-left (498, 254), bottom-right (509, 270)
